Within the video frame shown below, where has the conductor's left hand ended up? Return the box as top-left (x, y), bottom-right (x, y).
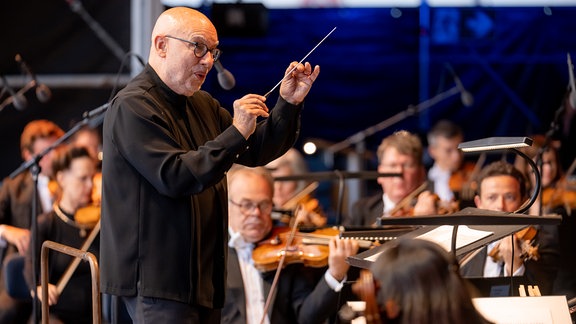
top-left (279, 62), bottom-right (320, 105)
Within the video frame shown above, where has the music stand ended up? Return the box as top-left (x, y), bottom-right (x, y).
top-left (347, 207), bottom-right (562, 270)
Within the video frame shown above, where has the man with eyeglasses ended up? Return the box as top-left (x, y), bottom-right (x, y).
top-left (343, 130), bottom-right (438, 226)
top-left (224, 165), bottom-right (359, 324)
top-left (100, 7), bottom-right (320, 323)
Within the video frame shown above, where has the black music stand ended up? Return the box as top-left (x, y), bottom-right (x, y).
top-left (346, 207), bottom-right (562, 270)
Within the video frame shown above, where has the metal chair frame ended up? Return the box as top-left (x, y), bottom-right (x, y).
top-left (40, 240), bottom-right (101, 324)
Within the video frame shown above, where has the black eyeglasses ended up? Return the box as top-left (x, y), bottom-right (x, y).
top-left (165, 35), bottom-right (221, 62)
top-left (229, 199), bottom-right (273, 215)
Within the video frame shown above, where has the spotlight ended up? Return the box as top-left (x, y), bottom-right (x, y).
top-left (303, 141), bottom-right (317, 155)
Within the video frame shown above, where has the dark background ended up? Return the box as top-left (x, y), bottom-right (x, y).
top-left (2, 1), bottom-right (575, 218)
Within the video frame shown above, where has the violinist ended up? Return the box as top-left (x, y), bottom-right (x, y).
top-left (23, 145), bottom-right (99, 324)
top-left (459, 161), bottom-right (560, 295)
top-left (514, 136), bottom-right (576, 299)
top-left (0, 119), bottom-right (64, 323)
top-left (427, 119), bottom-right (477, 209)
top-left (427, 120), bottom-right (465, 202)
top-left (68, 124), bottom-right (103, 223)
top-left (513, 136), bottom-right (567, 215)
top-left (224, 165), bottom-right (359, 324)
top-left (266, 148), bottom-right (327, 228)
top-left (343, 130), bottom-right (438, 227)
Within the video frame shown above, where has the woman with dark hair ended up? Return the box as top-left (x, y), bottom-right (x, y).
top-left (364, 238), bottom-right (492, 324)
top-left (24, 145), bottom-right (98, 324)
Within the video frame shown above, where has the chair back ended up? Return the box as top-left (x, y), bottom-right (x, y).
top-left (3, 254), bottom-right (32, 301)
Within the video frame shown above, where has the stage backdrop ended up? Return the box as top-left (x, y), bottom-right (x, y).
top-left (1, 3), bottom-right (575, 197)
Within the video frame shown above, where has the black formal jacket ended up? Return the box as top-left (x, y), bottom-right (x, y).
top-left (460, 224), bottom-right (560, 295)
top-left (24, 211), bottom-right (99, 324)
top-left (101, 64), bottom-right (302, 309)
top-left (0, 172), bottom-right (48, 265)
top-left (343, 193), bottom-right (383, 227)
top-left (222, 247), bottom-right (342, 324)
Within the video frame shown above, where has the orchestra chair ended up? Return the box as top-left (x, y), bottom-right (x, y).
top-left (3, 254), bottom-right (32, 301)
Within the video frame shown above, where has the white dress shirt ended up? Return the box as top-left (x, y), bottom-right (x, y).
top-left (428, 163), bottom-right (454, 202)
top-left (229, 229), bottom-right (270, 324)
top-left (484, 240), bottom-right (525, 277)
top-left (37, 174), bottom-right (54, 213)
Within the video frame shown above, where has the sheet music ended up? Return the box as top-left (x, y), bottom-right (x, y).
top-left (473, 296), bottom-right (571, 324)
top-left (416, 225), bottom-right (493, 252)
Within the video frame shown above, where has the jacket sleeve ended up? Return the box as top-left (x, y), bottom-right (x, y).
top-left (107, 94), bottom-right (247, 197)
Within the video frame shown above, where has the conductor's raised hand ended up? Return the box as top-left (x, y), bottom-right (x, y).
top-left (232, 94), bottom-right (269, 139)
top-left (279, 62), bottom-right (320, 105)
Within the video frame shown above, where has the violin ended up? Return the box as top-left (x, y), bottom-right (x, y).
top-left (449, 154), bottom-right (486, 204)
top-left (389, 182), bottom-right (459, 217)
top-left (75, 171), bottom-right (102, 226)
top-left (351, 270), bottom-right (382, 324)
top-left (541, 177), bottom-right (576, 213)
top-left (488, 225), bottom-right (540, 263)
top-left (274, 182), bottom-right (327, 228)
top-left (252, 226), bottom-right (375, 273)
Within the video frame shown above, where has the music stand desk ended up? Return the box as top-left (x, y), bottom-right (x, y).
top-left (347, 207), bottom-right (561, 270)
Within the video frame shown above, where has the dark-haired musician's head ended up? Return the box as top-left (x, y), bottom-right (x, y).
top-left (370, 238), bottom-right (491, 324)
top-left (427, 120), bottom-right (464, 173)
top-left (474, 161), bottom-right (527, 213)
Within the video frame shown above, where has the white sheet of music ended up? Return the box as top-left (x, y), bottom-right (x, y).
top-left (416, 225), bottom-right (493, 252)
top-left (473, 296), bottom-right (571, 324)
top-left (347, 296), bottom-right (571, 324)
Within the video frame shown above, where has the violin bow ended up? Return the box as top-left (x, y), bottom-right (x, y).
top-left (55, 219), bottom-right (100, 294)
top-left (281, 182), bottom-right (319, 210)
top-left (388, 182), bottom-right (429, 216)
top-left (260, 206), bottom-right (303, 324)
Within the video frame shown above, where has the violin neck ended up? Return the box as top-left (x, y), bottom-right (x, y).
top-left (299, 233), bottom-right (373, 249)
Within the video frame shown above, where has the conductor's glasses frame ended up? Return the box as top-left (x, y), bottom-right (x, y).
top-left (165, 35), bottom-right (222, 62)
